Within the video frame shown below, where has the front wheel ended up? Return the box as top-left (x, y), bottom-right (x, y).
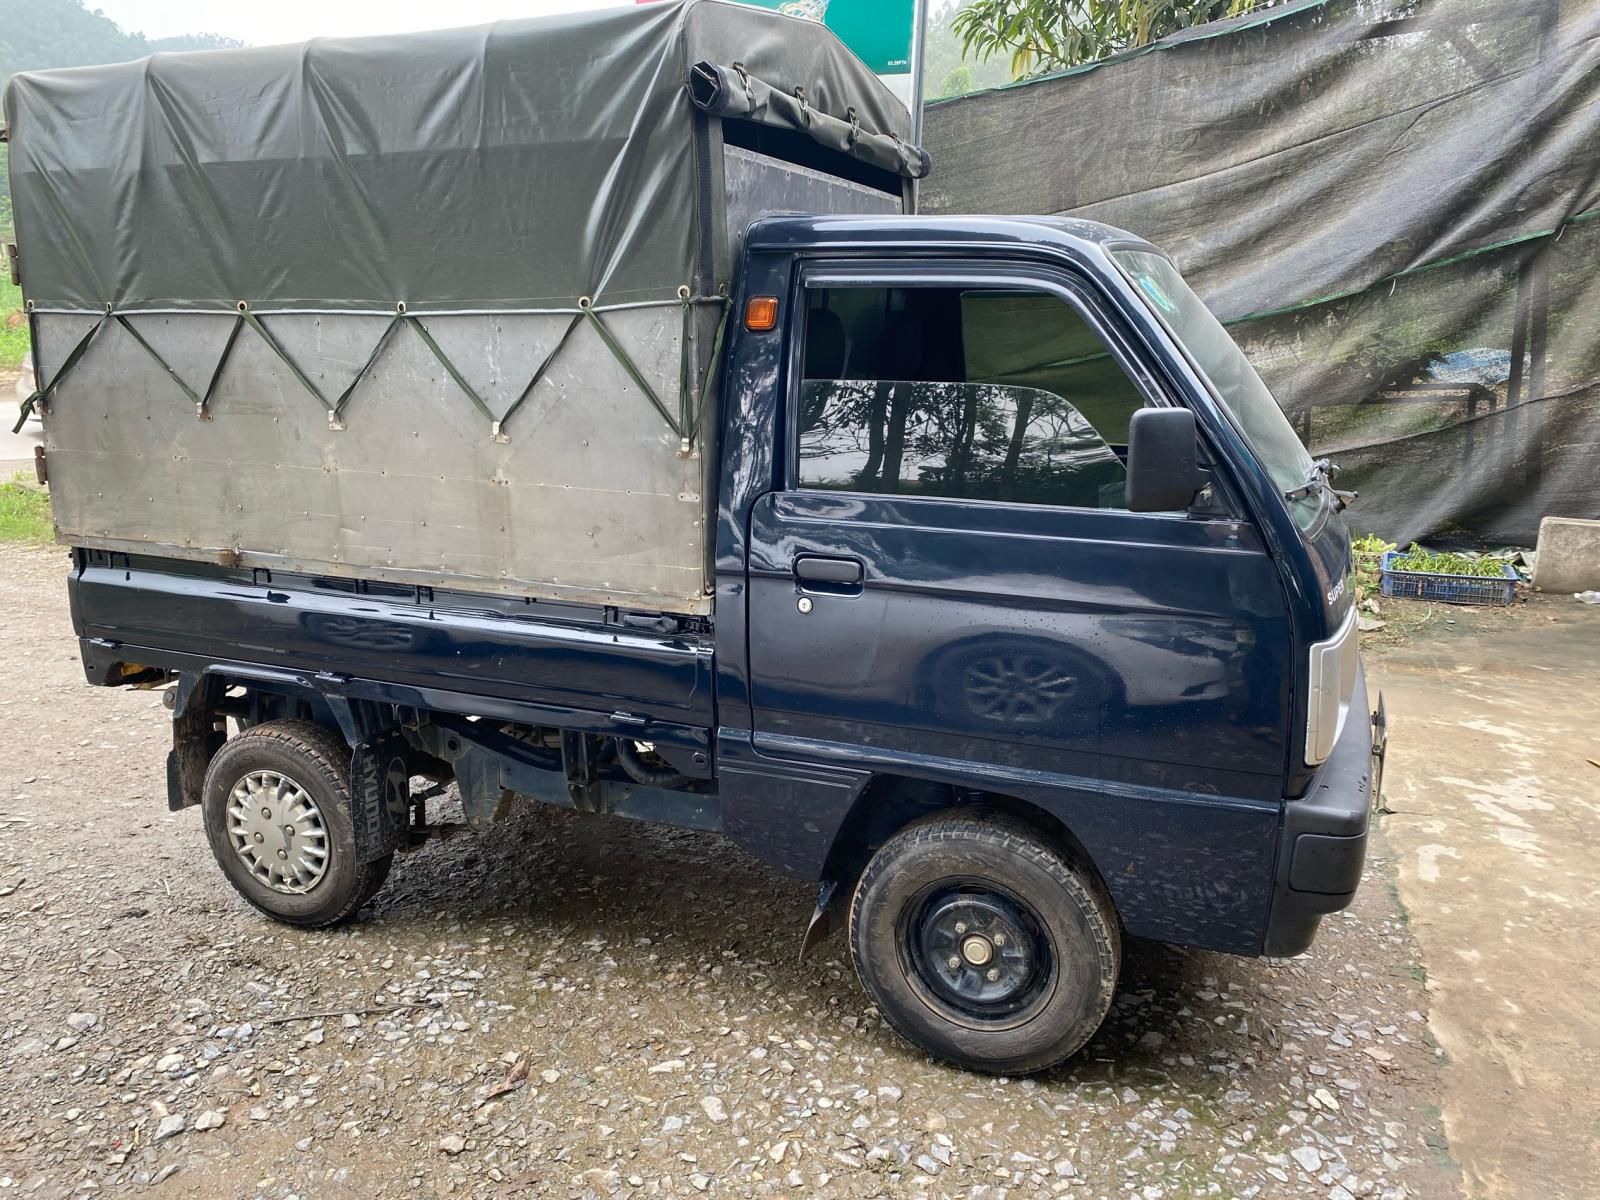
top-left (201, 720), bottom-right (391, 927)
top-left (848, 813), bottom-right (1119, 1075)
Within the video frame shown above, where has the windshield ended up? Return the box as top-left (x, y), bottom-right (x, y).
top-left (1112, 249), bottom-right (1322, 529)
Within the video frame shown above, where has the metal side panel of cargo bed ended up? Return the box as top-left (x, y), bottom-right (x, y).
top-left (36, 304), bottom-right (714, 612)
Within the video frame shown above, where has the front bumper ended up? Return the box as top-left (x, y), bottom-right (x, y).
top-left (1263, 660), bottom-right (1386, 956)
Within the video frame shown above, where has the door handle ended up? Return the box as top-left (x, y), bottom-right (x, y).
top-left (793, 555), bottom-right (863, 585)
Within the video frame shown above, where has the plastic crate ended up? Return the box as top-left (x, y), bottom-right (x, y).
top-left (1379, 551), bottom-right (1518, 606)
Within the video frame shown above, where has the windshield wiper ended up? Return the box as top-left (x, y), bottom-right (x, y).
top-left (1284, 458), bottom-right (1358, 511)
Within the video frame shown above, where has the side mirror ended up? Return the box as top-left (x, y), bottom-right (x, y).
top-left (1125, 407), bottom-right (1207, 512)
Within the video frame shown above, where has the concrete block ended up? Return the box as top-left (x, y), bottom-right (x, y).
top-left (1532, 516), bottom-right (1600, 593)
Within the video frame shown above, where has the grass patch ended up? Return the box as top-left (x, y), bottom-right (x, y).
top-left (0, 481), bottom-right (52, 543)
top-left (0, 270), bottom-right (29, 372)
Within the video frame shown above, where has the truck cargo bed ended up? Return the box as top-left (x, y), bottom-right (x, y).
top-left (70, 551), bottom-right (715, 755)
top-left (8, 1), bottom-right (916, 614)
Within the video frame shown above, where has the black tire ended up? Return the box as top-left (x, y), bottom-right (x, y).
top-left (848, 812), bottom-right (1119, 1075)
top-left (201, 720), bottom-right (391, 928)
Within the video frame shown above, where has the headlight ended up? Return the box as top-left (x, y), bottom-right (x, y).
top-left (1306, 605), bottom-right (1358, 765)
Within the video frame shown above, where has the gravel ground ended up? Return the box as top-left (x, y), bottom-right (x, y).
top-left (0, 543), bottom-right (1457, 1199)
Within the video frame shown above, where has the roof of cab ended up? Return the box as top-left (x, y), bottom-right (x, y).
top-left (743, 213), bottom-right (1161, 261)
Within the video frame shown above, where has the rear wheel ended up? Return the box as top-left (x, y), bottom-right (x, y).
top-left (848, 813), bottom-right (1119, 1075)
top-left (201, 720), bottom-right (391, 927)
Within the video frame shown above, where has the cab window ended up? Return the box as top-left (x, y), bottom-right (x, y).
top-left (796, 284), bottom-right (1147, 509)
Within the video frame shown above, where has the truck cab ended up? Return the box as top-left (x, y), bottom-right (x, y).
top-left (715, 211), bottom-right (1379, 988)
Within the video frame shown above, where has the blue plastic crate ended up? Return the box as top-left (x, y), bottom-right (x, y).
top-left (1379, 551), bottom-right (1518, 606)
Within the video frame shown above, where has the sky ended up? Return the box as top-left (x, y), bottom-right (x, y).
top-left (87, 0), bottom-right (917, 104)
top-left (91, 0), bottom-right (626, 47)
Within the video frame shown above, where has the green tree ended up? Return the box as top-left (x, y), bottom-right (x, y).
top-left (924, 1), bottom-right (1015, 98)
top-left (952, 0), bottom-right (1272, 76)
top-left (939, 64), bottom-right (977, 96)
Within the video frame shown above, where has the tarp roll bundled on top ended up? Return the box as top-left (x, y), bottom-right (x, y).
top-left (689, 62), bottom-right (932, 181)
top-left (3, 0), bottom-right (921, 612)
top-left (925, 0), bottom-right (1600, 546)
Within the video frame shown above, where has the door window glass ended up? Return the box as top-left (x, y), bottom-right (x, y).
top-left (797, 285), bottom-right (1146, 508)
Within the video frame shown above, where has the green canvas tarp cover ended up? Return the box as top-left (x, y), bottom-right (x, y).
top-left (3, 0), bottom-right (916, 613)
top-left (4, 0), bottom-right (913, 312)
top-left (926, 0), bottom-right (1600, 546)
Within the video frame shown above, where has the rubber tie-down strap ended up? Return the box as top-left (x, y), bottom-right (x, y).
top-left (238, 308), bottom-right (334, 413)
top-left (497, 312), bottom-right (585, 438)
top-left (114, 315), bottom-right (203, 408)
top-left (582, 302), bottom-right (685, 438)
top-left (12, 313), bottom-right (106, 434)
top-left (333, 312), bottom-right (404, 419)
top-left (404, 314), bottom-right (497, 425)
top-left (687, 296), bottom-right (733, 444)
top-left (23, 295), bottom-right (732, 442)
top-left (200, 314), bottom-right (247, 414)
top-left (677, 294), bottom-right (695, 437)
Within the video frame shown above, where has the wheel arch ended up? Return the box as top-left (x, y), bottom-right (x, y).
top-left (165, 667), bottom-right (386, 811)
top-left (817, 772), bottom-right (1115, 910)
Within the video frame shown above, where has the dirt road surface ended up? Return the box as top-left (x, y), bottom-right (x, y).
top-left (1368, 602), bottom-right (1600, 1200)
top-left (0, 543), bottom-right (1458, 1199)
top-left (0, 368), bottom-right (41, 480)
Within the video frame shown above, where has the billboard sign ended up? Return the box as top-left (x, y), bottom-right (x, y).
top-left (723, 0), bottom-right (916, 75)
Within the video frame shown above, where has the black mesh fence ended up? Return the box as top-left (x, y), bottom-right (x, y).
top-left (924, 0), bottom-right (1600, 545)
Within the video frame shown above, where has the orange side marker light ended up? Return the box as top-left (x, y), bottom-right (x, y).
top-left (744, 296), bottom-right (779, 332)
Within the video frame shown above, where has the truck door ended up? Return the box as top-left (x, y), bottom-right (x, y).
top-left (743, 263), bottom-right (1293, 804)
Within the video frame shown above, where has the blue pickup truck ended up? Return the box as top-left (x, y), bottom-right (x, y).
top-left (12, 5), bottom-right (1382, 1075)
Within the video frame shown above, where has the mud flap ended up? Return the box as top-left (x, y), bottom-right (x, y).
top-left (350, 730), bottom-right (413, 864)
top-left (799, 878), bottom-right (848, 962)
top-left (165, 681), bottom-right (225, 812)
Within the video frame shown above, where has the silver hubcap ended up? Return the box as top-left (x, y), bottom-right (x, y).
top-left (226, 770), bottom-right (330, 893)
